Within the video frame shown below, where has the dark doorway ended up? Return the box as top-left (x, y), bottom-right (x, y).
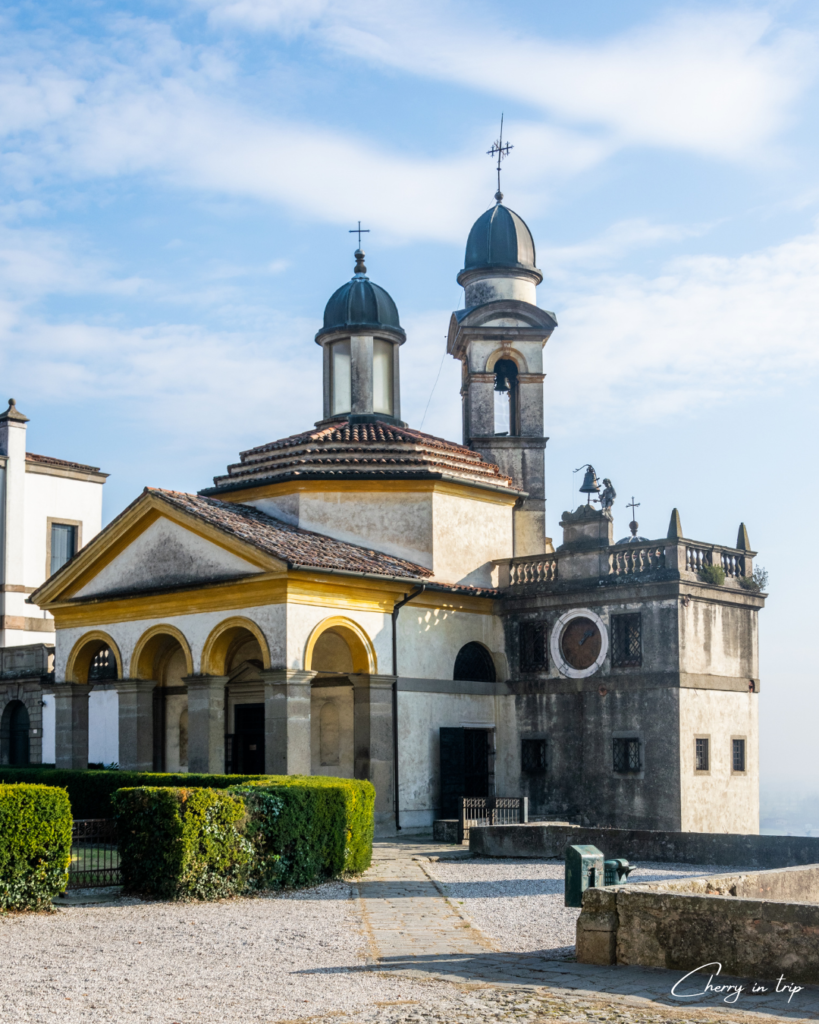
top-left (453, 642), bottom-right (496, 682)
top-left (439, 726), bottom-right (493, 818)
top-left (230, 703), bottom-right (265, 775)
top-left (3, 701), bottom-right (30, 766)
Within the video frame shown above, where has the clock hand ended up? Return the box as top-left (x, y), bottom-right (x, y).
top-left (578, 629), bottom-right (595, 646)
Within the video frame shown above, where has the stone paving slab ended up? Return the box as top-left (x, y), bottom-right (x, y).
top-left (354, 838), bottom-right (819, 1022)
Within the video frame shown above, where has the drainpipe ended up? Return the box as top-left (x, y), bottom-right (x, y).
top-left (391, 585), bottom-right (426, 831)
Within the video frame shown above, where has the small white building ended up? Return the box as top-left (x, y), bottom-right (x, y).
top-left (0, 399), bottom-right (106, 765)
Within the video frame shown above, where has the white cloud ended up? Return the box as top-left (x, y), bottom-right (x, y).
top-left (193, 1), bottom-right (816, 160)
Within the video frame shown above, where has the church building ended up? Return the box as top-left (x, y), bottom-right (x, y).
top-left (29, 190), bottom-right (766, 835)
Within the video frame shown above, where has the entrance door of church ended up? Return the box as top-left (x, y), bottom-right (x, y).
top-left (439, 727), bottom-right (493, 818)
top-left (231, 703), bottom-right (265, 775)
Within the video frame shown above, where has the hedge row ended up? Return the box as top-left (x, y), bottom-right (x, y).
top-left (0, 768), bottom-right (375, 878)
top-left (0, 784), bottom-right (72, 910)
top-left (113, 781), bottom-right (370, 899)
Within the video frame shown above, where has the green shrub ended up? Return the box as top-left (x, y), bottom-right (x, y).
top-left (0, 784), bottom-right (72, 910)
top-left (698, 563), bottom-right (726, 586)
top-left (113, 787), bottom-right (252, 900)
top-left (0, 769), bottom-right (375, 875)
top-left (237, 776), bottom-right (374, 875)
top-left (740, 565), bottom-right (769, 593)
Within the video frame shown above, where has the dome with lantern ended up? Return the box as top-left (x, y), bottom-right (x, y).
top-left (317, 249), bottom-right (405, 341)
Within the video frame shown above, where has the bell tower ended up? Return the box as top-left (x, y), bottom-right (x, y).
top-left (447, 199), bottom-right (557, 556)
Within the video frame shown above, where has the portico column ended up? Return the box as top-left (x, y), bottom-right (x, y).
top-left (184, 676), bottom-right (228, 774)
top-left (350, 674), bottom-right (396, 829)
top-left (52, 683), bottom-right (89, 770)
top-left (114, 680), bottom-right (155, 772)
top-left (260, 670), bottom-right (315, 776)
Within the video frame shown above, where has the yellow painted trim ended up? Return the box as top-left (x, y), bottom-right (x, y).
top-left (130, 624), bottom-right (194, 680)
top-left (201, 616), bottom-right (272, 675)
top-left (216, 477), bottom-right (518, 507)
top-left (33, 491), bottom-right (286, 607)
top-left (304, 616), bottom-right (377, 674)
top-left (48, 573), bottom-right (496, 630)
top-left (65, 630), bottom-right (124, 684)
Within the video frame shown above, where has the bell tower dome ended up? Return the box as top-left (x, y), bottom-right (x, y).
top-left (315, 248), bottom-right (406, 427)
top-left (447, 199), bottom-right (557, 556)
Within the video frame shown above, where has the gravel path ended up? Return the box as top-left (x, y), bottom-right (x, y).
top-left (424, 858), bottom-right (754, 956)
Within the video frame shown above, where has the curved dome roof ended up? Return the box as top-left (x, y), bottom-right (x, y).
top-left (319, 253), bottom-right (404, 339)
top-left (463, 203), bottom-right (538, 274)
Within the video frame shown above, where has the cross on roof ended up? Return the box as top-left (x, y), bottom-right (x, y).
top-left (349, 221), bottom-right (369, 248)
top-left (627, 496), bottom-right (640, 518)
top-left (487, 114), bottom-right (513, 201)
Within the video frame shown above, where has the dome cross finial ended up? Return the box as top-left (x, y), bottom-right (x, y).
top-left (349, 221), bottom-right (370, 275)
top-left (487, 113), bottom-right (513, 203)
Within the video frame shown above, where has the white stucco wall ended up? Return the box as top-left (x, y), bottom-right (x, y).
top-left (680, 599), bottom-right (758, 678)
top-left (432, 492), bottom-right (512, 587)
top-left (678, 687), bottom-right (759, 834)
top-left (397, 604), bottom-right (504, 680)
top-left (88, 689), bottom-right (119, 765)
top-left (41, 693), bottom-right (55, 764)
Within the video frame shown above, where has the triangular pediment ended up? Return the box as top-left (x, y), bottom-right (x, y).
top-left (32, 490), bottom-right (286, 607)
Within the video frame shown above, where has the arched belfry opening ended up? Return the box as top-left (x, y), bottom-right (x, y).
top-left (493, 358), bottom-right (519, 436)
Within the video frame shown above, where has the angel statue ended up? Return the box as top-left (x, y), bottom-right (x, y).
top-left (599, 478), bottom-right (616, 511)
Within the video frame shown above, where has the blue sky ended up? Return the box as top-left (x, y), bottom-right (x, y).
top-left (3, 0), bottom-right (819, 796)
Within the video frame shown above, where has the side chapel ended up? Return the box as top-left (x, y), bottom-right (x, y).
top-left (30, 190), bottom-right (766, 835)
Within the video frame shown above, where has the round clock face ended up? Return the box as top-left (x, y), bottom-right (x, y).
top-left (560, 616), bottom-right (603, 671)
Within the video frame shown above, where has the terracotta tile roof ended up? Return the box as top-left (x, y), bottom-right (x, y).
top-left (27, 452), bottom-right (104, 474)
top-left (149, 488), bottom-right (434, 580)
top-left (204, 420), bottom-right (517, 494)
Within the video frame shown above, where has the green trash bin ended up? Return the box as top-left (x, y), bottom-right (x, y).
top-left (564, 844), bottom-right (604, 908)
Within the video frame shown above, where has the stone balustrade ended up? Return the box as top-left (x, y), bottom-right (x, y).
top-left (685, 542), bottom-right (747, 578)
top-left (508, 554), bottom-right (558, 586)
top-left (608, 543), bottom-right (665, 576)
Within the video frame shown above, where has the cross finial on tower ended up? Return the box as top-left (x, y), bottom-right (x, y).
top-left (627, 496), bottom-right (641, 537)
top-left (487, 114), bottom-right (513, 203)
top-left (349, 221), bottom-right (369, 248)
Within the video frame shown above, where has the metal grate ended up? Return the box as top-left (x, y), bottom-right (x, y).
top-left (732, 738), bottom-right (746, 773)
top-left (695, 737), bottom-right (709, 771)
top-left (521, 738), bottom-right (547, 773)
top-left (611, 613), bottom-right (642, 667)
top-left (458, 796), bottom-right (528, 843)
top-left (519, 621), bottom-right (548, 673)
top-left (613, 737), bottom-right (641, 772)
top-left (67, 819), bottom-right (120, 888)
top-left (88, 647), bottom-right (118, 682)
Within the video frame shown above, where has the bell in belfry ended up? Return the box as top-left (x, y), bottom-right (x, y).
top-left (577, 464), bottom-right (601, 503)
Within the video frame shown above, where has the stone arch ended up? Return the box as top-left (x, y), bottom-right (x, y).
top-left (130, 624), bottom-right (194, 681)
top-left (201, 616), bottom-right (272, 676)
top-left (65, 631), bottom-right (123, 684)
top-left (453, 641), bottom-right (496, 683)
top-left (485, 347), bottom-right (528, 374)
top-left (304, 616), bottom-right (377, 675)
top-left (0, 699), bottom-right (30, 765)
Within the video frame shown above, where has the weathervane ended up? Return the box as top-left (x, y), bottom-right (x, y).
top-left (487, 114), bottom-right (513, 203)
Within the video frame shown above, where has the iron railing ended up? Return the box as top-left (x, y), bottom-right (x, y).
top-left (458, 796), bottom-right (528, 843)
top-left (67, 819), bottom-right (120, 889)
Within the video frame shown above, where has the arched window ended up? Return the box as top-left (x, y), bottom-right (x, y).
top-left (453, 642), bottom-right (496, 683)
top-left (1, 700), bottom-right (30, 766)
top-left (88, 646), bottom-right (118, 682)
top-left (493, 358), bottom-right (518, 437)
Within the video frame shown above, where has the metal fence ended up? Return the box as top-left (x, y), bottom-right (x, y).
top-left (67, 819), bottom-right (121, 889)
top-left (458, 796), bottom-right (528, 843)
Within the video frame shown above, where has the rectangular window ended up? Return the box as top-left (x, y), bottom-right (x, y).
top-left (613, 737), bottom-right (641, 772)
top-left (50, 523), bottom-right (77, 575)
top-left (372, 339), bottom-right (394, 415)
top-left (331, 340), bottom-right (352, 415)
top-left (519, 621), bottom-right (548, 673)
top-left (611, 613), bottom-right (642, 667)
top-left (521, 738), bottom-right (547, 773)
top-left (732, 738), bottom-right (746, 773)
top-left (695, 737), bottom-right (709, 772)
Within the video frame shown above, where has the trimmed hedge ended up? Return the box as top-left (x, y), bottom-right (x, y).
top-left (113, 787), bottom-right (252, 900)
top-left (0, 784), bottom-right (72, 910)
top-left (0, 769), bottom-right (375, 876)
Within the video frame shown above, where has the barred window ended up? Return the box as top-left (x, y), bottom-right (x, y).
top-left (732, 738), bottom-right (746, 773)
top-left (695, 737), bottom-right (709, 772)
top-left (613, 737), bottom-right (641, 772)
top-left (519, 621), bottom-right (548, 673)
top-left (88, 646), bottom-right (118, 682)
top-left (522, 738), bottom-right (547, 773)
top-left (611, 613), bottom-right (642, 667)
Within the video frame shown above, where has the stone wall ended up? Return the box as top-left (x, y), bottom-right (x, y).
top-left (470, 822), bottom-right (819, 869)
top-left (577, 866), bottom-right (819, 985)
